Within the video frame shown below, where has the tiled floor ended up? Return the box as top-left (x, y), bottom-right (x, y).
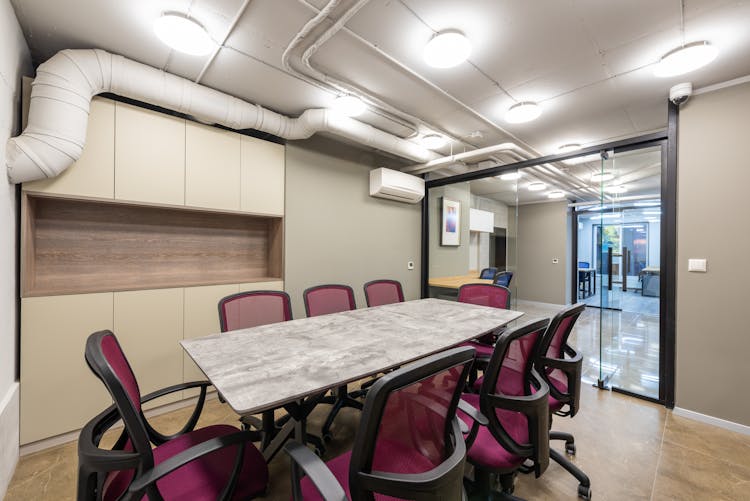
top-left (6, 301), bottom-right (750, 500)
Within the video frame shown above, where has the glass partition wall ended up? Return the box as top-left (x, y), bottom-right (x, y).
top-left (423, 135), bottom-right (672, 405)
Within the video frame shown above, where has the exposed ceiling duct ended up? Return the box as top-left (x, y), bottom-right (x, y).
top-left (5, 48), bottom-right (438, 184)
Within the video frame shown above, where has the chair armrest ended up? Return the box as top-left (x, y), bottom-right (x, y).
top-left (539, 351), bottom-right (582, 412)
top-left (142, 381), bottom-right (212, 445)
top-left (78, 405), bottom-right (141, 472)
top-left (284, 442), bottom-right (347, 501)
top-left (458, 398), bottom-right (488, 448)
top-left (127, 430), bottom-right (256, 499)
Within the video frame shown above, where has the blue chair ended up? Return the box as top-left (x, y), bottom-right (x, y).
top-left (493, 271), bottom-right (513, 287)
top-left (479, 267), bottom-right (498, 279)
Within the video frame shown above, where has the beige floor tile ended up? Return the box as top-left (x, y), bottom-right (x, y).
top-left (663, 412), bottom-right (750, 470)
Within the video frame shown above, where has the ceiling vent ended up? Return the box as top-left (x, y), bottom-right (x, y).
top-left (369, 168), bottom-right (425, 204)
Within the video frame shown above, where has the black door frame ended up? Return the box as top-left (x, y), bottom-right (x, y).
top-left (420, 121), bottom-right (677, 409)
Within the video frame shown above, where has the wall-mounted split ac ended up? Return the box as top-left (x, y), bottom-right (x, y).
top-left (369, 167), bottom-right (425, 204)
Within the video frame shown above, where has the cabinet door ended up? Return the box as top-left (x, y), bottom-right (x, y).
top-left (114, 288), bottom-right (184, 408)
top-left (23, 98), bottom-right (115, 199)
top-left (241, 136), bottom-right (284, 215)
top-left (20, 293), bottom-right (114, 444)
top-left (183, 284), bottom-right (239, 394)
top-left (115, 102), bottom-right (185, 206)
top-left (185, 122), bottom-right (241, 211)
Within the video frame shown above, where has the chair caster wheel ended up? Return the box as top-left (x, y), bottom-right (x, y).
top-left (323, 433), bottom-right (333, 443)
top-left (566, 442), bottom-right (576, 455)
top-left (578, 485), bottom-right (592, 500)
top-left (314, 446), bottom-right (325, 457)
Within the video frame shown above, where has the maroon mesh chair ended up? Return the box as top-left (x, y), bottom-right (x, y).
top-left (457, 318), bottom-right (551, 498)
top-left (535, 303), bottom-right (591, 500)
top-left (284, 346), bottom-right (474, 500)
top-left (363, 279), bottom-right (404, 307)
top-left (303, 284), bottom-right (363, 441)
top-left (77, 330), bottom-right (268, 501)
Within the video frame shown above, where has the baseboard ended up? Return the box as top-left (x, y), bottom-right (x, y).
top-left (673, 407), bottom-right (750, 436)
top-left (0, 383), bottom-right (20, 499)
top-left (20, 391), bottom-right (219, 456)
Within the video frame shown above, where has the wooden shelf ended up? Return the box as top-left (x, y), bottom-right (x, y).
top-left (22, 195), bottom-right (283, 297)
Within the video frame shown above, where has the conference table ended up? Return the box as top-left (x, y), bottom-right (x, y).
top-left (182, 298), bottom-right (523, 461)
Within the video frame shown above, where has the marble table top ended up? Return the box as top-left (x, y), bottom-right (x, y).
top-left (181, 298), bottom-right (523, 414)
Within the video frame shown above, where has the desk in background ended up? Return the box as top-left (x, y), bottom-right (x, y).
top-left (428, 273), bottom-right (493, 290)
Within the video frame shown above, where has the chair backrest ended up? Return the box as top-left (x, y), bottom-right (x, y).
top-left (478, 319), bottom-right (551, 477)
top-left (493, 271), bottom-right (514, 287)
top-left (457, 283), bottom-right (511, 309)
top-left (348, 347), bottom-right (474, 500)
top-left (218, 290), bottom-right (292, 332)
top-left (83, 330), bottom-right (156, 499)
top-left (303, 284), bottom-right (356, 317)
top-left (363, 279), bottom-right (404, 307)
top-left (537, 303), bottom-right (586, 414)
top-left (578, 261), bottom-right (590, 269)
top-left (479, 267), bottom-right (498, 279)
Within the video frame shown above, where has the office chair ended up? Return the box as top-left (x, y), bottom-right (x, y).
top-left (363, 279), bottom-right (404, 307)
top-left (78, 331), bottom-right (268, 501)
top-left (284, 346), bottom-right (474, 500)
top-left (493, 271), bottom-right (514, 288)
top-left (480, 267), bottom-right (498, 279)
top-left (536, 302), bottom-right (591, 500)
top-left (578, 262), bottom-right (592, 298)
top-left (457, 318), bottom-right (551, 498)
top-left (303, 284), bottom-right (364, 441)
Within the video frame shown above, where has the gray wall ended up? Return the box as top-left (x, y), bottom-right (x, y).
top-left (0, 0), bottom-right (31, 495)
top-left (516, 201), bottom-right (569, 304)
top-left (676, 81), bottom-right (750, 426)
top-left (428, 183), bottom-right (471, 277)
top-left (284, 137), bottom-right (421, 318)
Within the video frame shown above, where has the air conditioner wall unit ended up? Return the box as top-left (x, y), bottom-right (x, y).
top-left (369, 167), bottom-right (425, 204)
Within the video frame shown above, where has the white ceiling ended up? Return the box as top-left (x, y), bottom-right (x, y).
top-left (10, 0), bottom-right (750, 171)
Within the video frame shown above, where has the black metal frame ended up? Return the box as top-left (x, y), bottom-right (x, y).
top-left (284, 346), bottom-right (474, 501)
top-left (363, 279), bottom-right (405, 307)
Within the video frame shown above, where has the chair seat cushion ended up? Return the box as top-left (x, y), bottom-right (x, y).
top-left (456, 394), bottom-right (525, 472)
top-left (459, 340), bottom-right (494, 358)
top-left (104, 424), bottom-right (268, 501)
top-left (298, 439), bottom-right (436, 501)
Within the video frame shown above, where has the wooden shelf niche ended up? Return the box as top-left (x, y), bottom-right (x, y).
top-left (22, 195), bottom-right (283, 297)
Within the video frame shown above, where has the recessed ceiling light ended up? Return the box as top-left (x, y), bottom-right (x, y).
top-left (558, 143), bottom-right (582, 153)
top-left (654, 41), bottom-right (718, 77)
top-left (499, 171), bottom-right (522, 181)
top-left (646, 217), bottom-right (660, 221)
top-left (528, 182), bottom-right (546, 191)
top-left (634, 201), bottom-right (660, 207)
top-left (154, 13), bottom-right (215, 56)
top-left (423, 30), bottom-right (471, 69)
top-left (505, 102), bottom-right (542, 123)
top-left (601, 213), bottom-right (622, 219)
top-left (591, 171), bottom-right (615, 182)
top-left (604, 185), bottom-right (628, 194)
top-left (547, 190), bottom-right (565, 199)
top-left (420, 133), bottom-right (448, 149)
top-left (331, 95), bottom-right (366, 117)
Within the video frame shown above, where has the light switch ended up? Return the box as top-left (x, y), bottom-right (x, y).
top-left (407, 261), bottom-right (415, 270)
top-left (688, 258), bottom-right (707, 272)
top-left (552, 258), bottom-right (559, 264)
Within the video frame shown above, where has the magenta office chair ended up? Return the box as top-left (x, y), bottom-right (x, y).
top-left (535, 302), bottom-right (591, 500)
top-left (303, 284), bottom-right (364, 441)
top-left (363, 279), bottom-right (404, 307)
top-left (457, 319), bottom-right (551, 499)
top-left (78, 331), bottom-right (268, 501)
top-left (284, 346), bottom-right (475, 500)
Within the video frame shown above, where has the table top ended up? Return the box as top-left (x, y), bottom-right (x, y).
top-left (182, 298), bottom-right (523, 415)
top-left (428, 274), bottom-right (493, 289)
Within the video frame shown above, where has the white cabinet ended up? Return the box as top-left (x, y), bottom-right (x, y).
top-left (185, 122), bottom-right (241, 211)
top-left (241, 136), bottom-right (285, 215)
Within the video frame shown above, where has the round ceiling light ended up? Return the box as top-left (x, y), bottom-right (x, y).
top-left (331, 95), bottom-right (366, 117)
top-left (558, 143), bottom-right (582, 153)
top-left (604, 185), bottom-right (628, 194)
top-left (505, 102), bottom-right (542, 124)
top-left (154, 13), bottom-right (215, 56)
top-left (547, 190), bottom-right (565, 199)
top-left (528, 182), bottom-right (546, 191)
top-left (499, 171), bottom-right (522, 181)
top-left (591, 171), bottom-right (615, 182)
top-left (423, 30), bottom-right (472, 69)
top-left (420, 133), bottom-right (448, 150)
top-left (654, 41), bottom-right (718, 77)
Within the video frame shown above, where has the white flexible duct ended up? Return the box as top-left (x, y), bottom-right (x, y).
top-left (6, 48), bottom-right (436, 184)
top-left (401, 142), bottom-right (526, 175)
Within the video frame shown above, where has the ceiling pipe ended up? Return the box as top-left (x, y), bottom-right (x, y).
top-left (402, 142), bottom-right (526, 175)
top-left (5, 49), bottom-right (437, 184)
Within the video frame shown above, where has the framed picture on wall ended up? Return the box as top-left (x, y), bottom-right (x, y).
top-left (441, 198), bottom-right (460, 246)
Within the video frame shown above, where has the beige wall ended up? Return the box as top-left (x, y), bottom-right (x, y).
top-left (284, 137), bottom-right (421, 317)
top-left (676, 81), bottom-right (750, 426)
top-left (515, 201), bottom-right (569, 305)
top-left (428, 183), bottom-right (472, 278)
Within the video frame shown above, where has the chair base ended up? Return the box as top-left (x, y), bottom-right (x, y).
top-left (550, 448), bottom-right (591, 500)
top-left (465, 468), bottom-right (526, 501)
top-left (321, 385), bottom-right (364, 441)
top-left (242, 410), bottom-right (326, 457)
top-left (550, 430), bottom-right (577, 455)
